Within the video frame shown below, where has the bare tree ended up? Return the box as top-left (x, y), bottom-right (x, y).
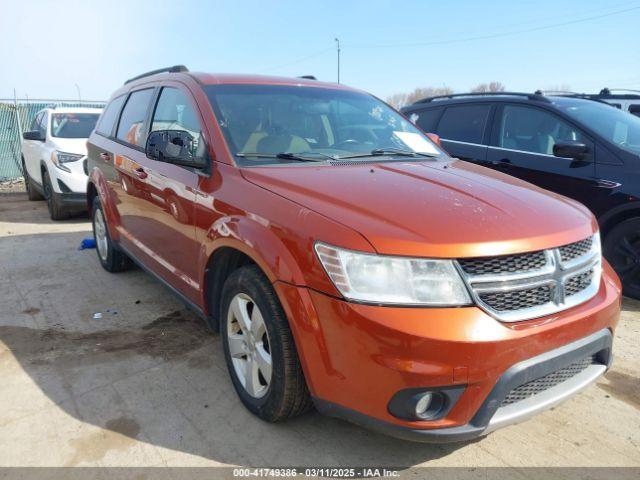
top-left (470, 81), bottom-right (506, 93)
top-left (386, 86), bottom-right (453, 109)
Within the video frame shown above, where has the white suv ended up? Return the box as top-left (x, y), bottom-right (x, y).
top-left (21, 107), bottom-right (102, 219)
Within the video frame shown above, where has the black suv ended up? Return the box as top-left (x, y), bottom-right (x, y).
top-left (402, 92), bottom-right (640, 298)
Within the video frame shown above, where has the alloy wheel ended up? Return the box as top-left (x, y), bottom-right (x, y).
top-left (226, 293), bottom-right (272, 398)
top-left (611, 233), bottom-right (640, 291)
top-left (93, 208), bottom-right (109, 262)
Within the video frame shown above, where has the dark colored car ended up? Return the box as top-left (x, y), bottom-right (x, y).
top-left (402, 92), bottom-right (640, 298)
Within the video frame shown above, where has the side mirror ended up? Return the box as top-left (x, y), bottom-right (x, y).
top-left (553, 141), bottom-right (589, 160)
top-left (23, 130), bottom-right (45, 141)
top-left (426, 132), bottom-right (442, 148)
top-left (145, 130), bottom-right (206, 169)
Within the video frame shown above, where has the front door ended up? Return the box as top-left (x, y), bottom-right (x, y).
top-left (487, 104), bottom-right (597, 210)
top-left (118, 85), bottom-right (205, 303)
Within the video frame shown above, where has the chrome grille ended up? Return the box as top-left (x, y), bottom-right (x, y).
top-left (565, 269), bottom-right (594, 297)
top-left (559, 237), bottom-right (593, 263)
top-left (500, 355), bottom-right (597, 406)
top-left (457, 235), bottom-right (601, 322)
top-left (459, 251), bottom-right (546, 275)
top-left (479, 285), bottom-right (553, 312)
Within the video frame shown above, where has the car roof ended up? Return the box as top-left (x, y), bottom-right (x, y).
top-left (120, 70), bottom-right (358, 94)
top-left (41, 107), bottom-right (103, 114)
top-left (402, 93), bottom-right (600, 111)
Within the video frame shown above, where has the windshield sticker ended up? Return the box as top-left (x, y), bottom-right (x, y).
top-left (393, 131), bottom-right (439, 154)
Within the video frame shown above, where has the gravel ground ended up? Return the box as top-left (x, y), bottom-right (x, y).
top-left (0, 192), bottom-right (638, 475)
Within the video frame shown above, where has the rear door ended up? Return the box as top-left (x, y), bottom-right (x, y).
top-left (486, 104), bottom-right (597, 207)
top-left (432, 103), bottom-right (492, 164)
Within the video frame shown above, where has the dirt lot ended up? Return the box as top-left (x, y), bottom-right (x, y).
top-left (0, 192), bottom-right (638, 470)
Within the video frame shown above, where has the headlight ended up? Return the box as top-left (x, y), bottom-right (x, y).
top-left (315, 242), bottom-right (472, 306)
top-left (51, 151), bottom-right (83, 171)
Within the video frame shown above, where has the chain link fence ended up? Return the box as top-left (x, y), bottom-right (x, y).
top-left (0, 100), bottom-right (105, 189)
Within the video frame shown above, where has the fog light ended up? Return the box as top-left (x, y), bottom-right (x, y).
top-left (415, 393), bottom-right (433, 416)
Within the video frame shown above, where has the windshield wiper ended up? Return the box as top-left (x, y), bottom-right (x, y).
top-left (236, 151), bottom-right (332, 163)
top-left (337, 148), bottom-right (439, 160)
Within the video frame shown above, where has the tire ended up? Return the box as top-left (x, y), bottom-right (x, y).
top-left (220, 265), bottom-right (312, 422)
top-left (91, 199), bottom-right (132, 273)
top-left (42, 170), bottom-right (69, 220)
top-left (603, 218), bottom-right (640, 299)
top-left (23, 159), bottom-right (43, 201)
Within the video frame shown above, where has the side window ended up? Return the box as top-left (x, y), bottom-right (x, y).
top-left (411, 108), bottom-right (442, 133)
top-left (38, 112), bottom-right (47, 136)
top-left (151, 87), bottom-right (206, 161)
top-left (116, 89), bottom-right (154, 147)
top-left (438, 104), bottom-right (490, 144)
top-left (96, 95), bottom-right (126, 136)
top-left (30, 112), bottom-right (42, 132)
top-left (629, 104), bottom-right (640, 118)
top-left (499, 105), bottom-right (586, 155)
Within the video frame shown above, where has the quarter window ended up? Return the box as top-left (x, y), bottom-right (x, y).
top-left (438, 105), bottom-right (490, 144)
top-left (499, 105), bottom-right (586, 155)
top-left (97, 95), bottom-right (126, 136)
top-left (116, 89), bottom-right (154, 147)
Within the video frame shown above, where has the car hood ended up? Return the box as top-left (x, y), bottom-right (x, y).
top-left (51, 138), bottom-right (88, 155)
top-left (241, 159), bottom-right (597, 258)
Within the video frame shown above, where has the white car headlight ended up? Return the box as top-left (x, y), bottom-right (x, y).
top-left (51, 151), bottom-right (83, 172)
top-left (315, 242), bottom-right (472, 306)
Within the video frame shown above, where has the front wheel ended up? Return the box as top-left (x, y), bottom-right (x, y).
top-left (42, 170), bottom-right (69, 220)
top-left (220, 265), bottom-right (312, 422)
top-left (92, 199), bottom-right (132, 272)
top-left (23, 159), bottom-right (43, 201)
top-left (603, 218), bottom-right (640, 299)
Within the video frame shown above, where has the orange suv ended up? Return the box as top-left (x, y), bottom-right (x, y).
top-left (86, 66), bottom-right (621, 442)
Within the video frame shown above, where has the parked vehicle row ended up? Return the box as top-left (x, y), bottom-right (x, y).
top-left (77, 66), bottom-right (620, 443)
top-left (21, 107), bottom-right (102, 219)
top-left (402, 92), bottom-right (640, 298)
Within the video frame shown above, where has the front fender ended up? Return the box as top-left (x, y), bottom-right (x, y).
top-left (199, 214), bottom-right (306, 287)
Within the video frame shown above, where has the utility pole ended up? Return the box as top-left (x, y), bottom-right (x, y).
top-left (74, 83), bottom-right (82, 103)
top-left (334, 37), bottom-right (341, 84)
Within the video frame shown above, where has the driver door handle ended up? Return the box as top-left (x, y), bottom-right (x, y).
top-left (491, 159), bottom-right (511, 167)
top-left (134, 167), bottom-right (148, 179)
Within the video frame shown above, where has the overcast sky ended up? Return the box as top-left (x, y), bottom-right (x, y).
top-left (1, 0), bottom-right (638, 101)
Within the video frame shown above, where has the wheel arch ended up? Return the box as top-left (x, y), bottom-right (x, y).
top-left (199, 217), bottom-right (308, 331)
top-left (599, 202), bottom-right (640, 238)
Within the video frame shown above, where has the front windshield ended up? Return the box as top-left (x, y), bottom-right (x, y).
top-left (557, 100), bottom-right (640, 155)
top-left (204, 84), bottom-right (445, 165)
top-left (51, 113), bottom-right (100, 138)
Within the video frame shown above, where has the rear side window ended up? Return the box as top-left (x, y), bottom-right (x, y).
top-left (96, 95), bottom-right (126, 136)
top-left (116, 89), bottom-right (154, 147)
top-left (438, 104), bottom-right (491, 144)
top-left (410, 108), bottom-right (442, 133)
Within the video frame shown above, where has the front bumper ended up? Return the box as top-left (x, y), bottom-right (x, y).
top-left (315, 328), bottom-right (611, 442)
top-left (274, 262), bottom-right (621, 442)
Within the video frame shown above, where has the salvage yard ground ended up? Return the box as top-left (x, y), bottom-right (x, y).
top-left (0, 192), bottom-right (638, 469)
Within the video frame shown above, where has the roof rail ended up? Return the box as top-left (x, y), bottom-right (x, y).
top-left (415, 91), bottom-right (549, 104)
top-left (124, 65), bottom-right (189, 85)
top-left (298, 75), bottom-right (317, 80)
top-left (599, 87), bottom-right (640, 96)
